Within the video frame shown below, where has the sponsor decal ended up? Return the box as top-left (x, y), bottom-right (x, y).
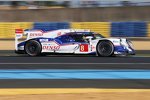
top-left (16, 34), bottom-right (22, 38)
top-left (42, 46), bottom-right (60, 50)
top-left (92, 45), bottom-right (96, 51)
top-left (40, 39), bottom-right (49, 42)
top-left (80, 44), bottom-right (88, 52)
top-left (30, 33), bottom-right (43, 37)
top-left (113, 40), bottom-right (119, 43)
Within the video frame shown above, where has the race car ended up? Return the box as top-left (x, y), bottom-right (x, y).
top-left (15, 29), bottom-right (135, 57)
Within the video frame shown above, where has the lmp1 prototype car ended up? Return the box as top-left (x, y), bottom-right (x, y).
top-left (15, 29), bottom-right (135, 57)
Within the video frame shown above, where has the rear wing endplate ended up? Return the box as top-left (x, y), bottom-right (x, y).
top-left (15, 29), bottom-right (23, 51)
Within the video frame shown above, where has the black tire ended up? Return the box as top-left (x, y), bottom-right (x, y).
top-left (97, 41), bottom-right (114, 57)
top-left (25, 40), bottom-right (42, 56)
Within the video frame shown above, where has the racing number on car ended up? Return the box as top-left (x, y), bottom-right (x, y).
top-left (80, 44), bottom-right (88, 52)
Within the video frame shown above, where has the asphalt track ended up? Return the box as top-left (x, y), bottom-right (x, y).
top-left (0, 54), bottom-right (150, 89)
top-left (0, 56), bottom-right (150, 69)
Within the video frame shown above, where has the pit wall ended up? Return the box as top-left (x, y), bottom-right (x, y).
top-left (0, 22), bottom-right (150, 39)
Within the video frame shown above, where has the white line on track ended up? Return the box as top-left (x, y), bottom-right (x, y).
top-left (0, 63), bottom-right (150, 65)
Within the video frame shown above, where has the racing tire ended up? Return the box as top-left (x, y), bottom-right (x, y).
top-left (25, 40), bottom-right (42, 56)
top-left (96, 40), bottom-right (114, 57)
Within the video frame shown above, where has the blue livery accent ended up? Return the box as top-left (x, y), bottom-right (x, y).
top-left (88, 52), bottom-right (96, 55)
top-left (35, 38), bottom-right (54, 42)
top-left (55, 34), bottom-right (88, 44)
top-left (18, 37), bottom-right (54, 47)
top-left (114, 45), bottom-right (135, 54)
top-left (18, 41), bottom-right (26, 47)
top-left (114, 46), bottom-right (127, 52)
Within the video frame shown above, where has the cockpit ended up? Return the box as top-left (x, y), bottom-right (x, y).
top-left (55, 32), bottom-right (105, 43)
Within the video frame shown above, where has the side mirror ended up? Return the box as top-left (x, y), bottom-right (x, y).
top-left (85, 36), bottom-right (93, 44)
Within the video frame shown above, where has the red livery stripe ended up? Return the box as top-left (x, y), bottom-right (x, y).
top-left (15, 29), bottom-right (23, 34)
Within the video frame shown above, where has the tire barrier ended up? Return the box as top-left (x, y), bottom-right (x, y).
top-left (148, 23), bottom-right (150, 37)
top-left (0, 22), bottom-right (149, 39)
top-left (111, 22), bottom-right (147, 37)
top-left (0, 22), bottom-right (33, 39)
top-left (33, 22), bottom-right (70, 31)
top-left (71, 22), bottom-right (110, 37)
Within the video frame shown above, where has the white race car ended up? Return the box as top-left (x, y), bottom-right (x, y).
top-left (15, 29), bottom-right (135, 56)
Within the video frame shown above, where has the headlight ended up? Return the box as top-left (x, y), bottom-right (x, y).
top-left (120, 38), bottom-right (127, 47)
top-left (126, 39), bottom-right (133, 48)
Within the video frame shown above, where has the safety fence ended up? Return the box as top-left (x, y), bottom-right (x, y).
top-left (148, 23), bottom-right (150, 37)
top-left (111, 22), bottom-right (147, 37)
top-left (0, 22), bottom-right (149, 39)
top-left (33, 22), bottom-right (70, 31)
top-left (71, 22), bottom-right (110, 37)
top-left (0, 22), bottom-right (33, 39)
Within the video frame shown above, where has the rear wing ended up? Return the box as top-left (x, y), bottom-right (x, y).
top-left (15, 29), bottom-right (45, 50)
top-left (15, 29), bottom-right (24, 51)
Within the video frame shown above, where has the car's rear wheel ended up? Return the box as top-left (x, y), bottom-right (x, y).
top-left (25, 40), bottom-right (42, 56)
top-left (97, 41), bottom-right (114, 57)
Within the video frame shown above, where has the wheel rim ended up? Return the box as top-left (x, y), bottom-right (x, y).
top-left (98, 41), bottom-right (113, 56)
top-left (28, 44), bottom-right (37, 54)
top-left (26, 42), bottom-right (39, 56)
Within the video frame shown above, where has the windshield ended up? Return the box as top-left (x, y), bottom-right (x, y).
top-left (64, 32), bottom-right (105, 43)
top-left (93, 33), bottom-right (105, 39)
top-left (82, 32), bottom-right (105, 40)
top-left (70, 34), bottom-right (87, 42)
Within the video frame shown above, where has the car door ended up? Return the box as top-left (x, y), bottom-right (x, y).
top-left (55, 35), bottom-right (79, 53)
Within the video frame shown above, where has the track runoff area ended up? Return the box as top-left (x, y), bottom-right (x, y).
top-left (0, 53), bottom-right (150, 95)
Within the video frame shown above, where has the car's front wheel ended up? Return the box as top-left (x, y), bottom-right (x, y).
top-left (25, 40), bottom-right (42, 56)
top-left (96, 40), bottom-right (114, 57)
